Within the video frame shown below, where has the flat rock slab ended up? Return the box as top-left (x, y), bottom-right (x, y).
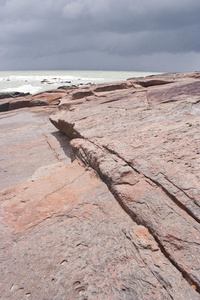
top-left (0, 161), bottom-right (198, 299)
top-left (0, 107), bottom-right (71, 190)
top-left (50, 72), bottom-right (200, 295)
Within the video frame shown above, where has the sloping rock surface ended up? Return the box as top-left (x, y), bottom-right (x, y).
top-left (50, 72), bottom-right (200, 296)
top-left (0, 161), bottom-right (198, 300)
top-left (0, 107), bottom-right (71, 190)
top-left (0, 72), bottom-right (200, 299)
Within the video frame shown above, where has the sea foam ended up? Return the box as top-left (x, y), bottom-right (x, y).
top-left (1, 85), bottom-right (42, 94)
top-left (0, 70), bottom-right (160, 94)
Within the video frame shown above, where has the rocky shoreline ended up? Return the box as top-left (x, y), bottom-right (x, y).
top-left (0, 72), bottom-right (200, 299)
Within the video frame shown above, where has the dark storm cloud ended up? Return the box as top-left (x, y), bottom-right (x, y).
top-left (0, 0), bottom-right (200, 71)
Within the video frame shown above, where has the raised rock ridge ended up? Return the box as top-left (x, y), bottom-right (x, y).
top-left (50, 72), bottom-right (200, 296)
top-left (0, 72), bottom-right (200, 299)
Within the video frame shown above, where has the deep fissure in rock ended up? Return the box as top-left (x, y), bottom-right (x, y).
top-left (70, 138), bottom-right (200, 294)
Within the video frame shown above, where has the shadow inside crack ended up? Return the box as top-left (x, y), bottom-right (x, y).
top-left (51, 130), bottom-right (72, 161)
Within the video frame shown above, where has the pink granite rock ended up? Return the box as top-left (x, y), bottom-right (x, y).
top-left (0, 160), bottom-right (198, 299)
top-left (50, 72), bottom-right (200, 295)
top-left (0, 89), bottom-right (68, 112)
top-left (0, 72), bottom-right (200, 299)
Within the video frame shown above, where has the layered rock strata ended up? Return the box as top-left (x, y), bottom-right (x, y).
top-left (50, 72), bottom-right (200, 296)
top-left (0, 89), bottom-right (68, 112)
top-left (2, 160), bottom-right (198, 299)
top-left (0, 72), bottom-right (200, 299)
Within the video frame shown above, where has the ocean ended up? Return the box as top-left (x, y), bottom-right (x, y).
top-left (0, 70), bottom-right (161, 95)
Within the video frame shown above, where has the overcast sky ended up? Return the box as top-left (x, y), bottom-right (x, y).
top-left (0, 0), bottom-right (200, 72)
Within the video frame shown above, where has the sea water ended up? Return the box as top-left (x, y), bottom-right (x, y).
top-left (0, 70), bottom-right (160, 95)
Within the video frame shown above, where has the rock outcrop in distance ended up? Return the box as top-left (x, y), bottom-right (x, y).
top-left (0, 72), bottom-right (200, 299)
top-left (0, 88), bottom-right (70, 112)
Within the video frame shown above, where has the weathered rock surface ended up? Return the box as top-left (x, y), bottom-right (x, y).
top-left (0, 72), bottom-right (200, 299)
top-left (0, 91), bottom-right (30, 100)
top-left (0, 161), bottom-right (198, 299)
top-left (50, 72), bottom-right (200, 295)
top-left (0, 107), bottom-right (71, 190)
top-left (0, 89), bottom-right (68, 112)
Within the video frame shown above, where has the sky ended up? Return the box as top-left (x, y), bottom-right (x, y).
top-left (0, 0), bottom-right (200, 72)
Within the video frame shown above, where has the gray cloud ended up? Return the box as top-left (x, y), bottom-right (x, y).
top-left (0, 0), bottom-right (200, 71)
